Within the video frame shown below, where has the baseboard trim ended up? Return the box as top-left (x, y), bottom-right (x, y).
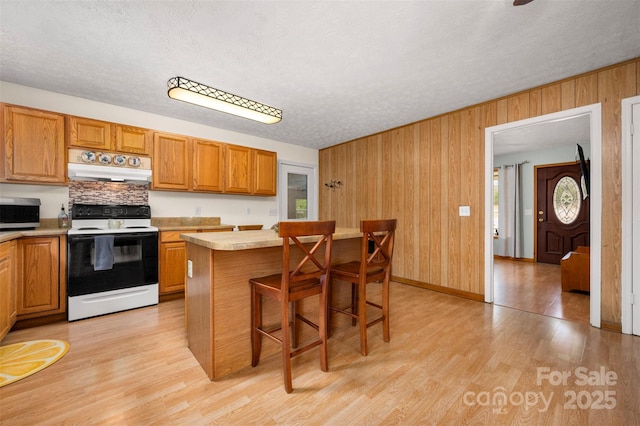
top-left (392, 276), bottom-right (485, 302)
top-left (13, 313), bottom-right (66, 330)
top-left (159, 292), bottom-right (185, 303)
top-left (494, 255), bottom-right (535, 263)
top-left (600, 320), bottom-right (622, 333)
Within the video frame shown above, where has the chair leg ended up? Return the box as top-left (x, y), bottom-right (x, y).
top-left (291, 301), bottom-right (298, 349)
top-left (382, 273), bottom-right (390, 343)
top-left (326, 277), bottom-right (333, 338)
top-left (281, 298), bottom-right (293, 393)
top-left (358, 278), bottom-right (368, 356)
top-left (319, 278), bottom-right (328, 372)
top-left (251, 286), bottom-right (262, 367)
top-left (351, 283), bottom-right (358, 326)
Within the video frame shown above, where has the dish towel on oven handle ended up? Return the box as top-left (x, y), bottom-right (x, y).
top-left (94, 235), bottom-right (115, 271)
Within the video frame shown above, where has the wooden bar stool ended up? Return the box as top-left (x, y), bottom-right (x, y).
top-left (328, 219), bottom-right (396, 356)
top-left (250, 220), bottom-right (336, 393)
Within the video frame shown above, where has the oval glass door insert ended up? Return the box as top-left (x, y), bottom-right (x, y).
top-left (553, 176), bottom-right (581, 224)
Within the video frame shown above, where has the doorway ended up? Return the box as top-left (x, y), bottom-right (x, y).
top-left (278, 161), bottom-right (318, 221)
top-left (484, 104), bottom-right (602, 328)
top-left (621, 95), bottom-right (640, 335)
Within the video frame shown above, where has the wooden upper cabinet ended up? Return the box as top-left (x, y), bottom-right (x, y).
top-left (192, 139), bottom-right (224, 192)
top-left (67, 116), bottom-right (112, 150)
top-left (2, 105), bottom-right (66, 183)
top-left (153, 132), bottom-right (190, 190)
top-left (1, 103), bottom-right (275, 194)
top-left (67, 116), bottom-right (151, 155)
top-left (224, 144), bottom-right (252, 194)
top-left (114, 125), bottom-right (151, 155)
top-left (253, 149), bottom-right (277, 196)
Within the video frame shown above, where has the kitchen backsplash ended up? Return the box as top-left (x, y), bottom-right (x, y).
top-left (69, 181), bottom-right (149, 206)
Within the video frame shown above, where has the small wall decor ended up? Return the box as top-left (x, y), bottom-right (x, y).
top-left (324, 180), bottom-right (343, 190)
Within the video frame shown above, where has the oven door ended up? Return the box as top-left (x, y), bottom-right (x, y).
top-left (67, 231), bottom-right (158, 297)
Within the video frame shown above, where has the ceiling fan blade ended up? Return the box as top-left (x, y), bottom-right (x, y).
top-left (513, 0), bottom-right (534, 5)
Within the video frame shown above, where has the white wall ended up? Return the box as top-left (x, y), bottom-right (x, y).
top-left (0, 82), bottom-right (318, 227)
top-left (493, 143), bottom-right (591, 259)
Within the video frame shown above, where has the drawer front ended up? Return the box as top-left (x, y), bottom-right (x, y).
top-left (160, 231), bottom-right (184, 242)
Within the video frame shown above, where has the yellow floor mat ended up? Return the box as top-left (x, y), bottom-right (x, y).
top-left (0, 339), bottom-right (69, 387)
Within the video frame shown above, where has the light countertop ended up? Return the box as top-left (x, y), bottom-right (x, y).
top-left (181, 227), bottom-right (361, 251)
top-left (0, 227), bottom-right (68, 244)
top-left (156, 224), bottom-right (235, 232)
top-left (0, 216), bottom-right (235, 243)
top-left (151, 216), bottom-right (234, 232)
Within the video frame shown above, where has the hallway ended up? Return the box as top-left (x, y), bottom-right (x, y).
top-left (493, 258), bottom-right (590, 324)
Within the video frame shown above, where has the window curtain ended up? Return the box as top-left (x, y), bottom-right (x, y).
top-left (497, 163), bottom-right (522, 258)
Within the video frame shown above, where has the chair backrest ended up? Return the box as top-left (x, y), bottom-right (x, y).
top-left (278, 221), bottom-right (336, 292)
top-left (360, 219), bottom-right (397, 273)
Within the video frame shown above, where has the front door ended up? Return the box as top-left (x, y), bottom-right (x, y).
top-left (536, 163), bottom-right (589, 264)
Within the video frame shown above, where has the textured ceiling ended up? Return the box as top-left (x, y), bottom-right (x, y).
top-left (493, 113), bottom-right (591, 156)
top-left (1, 1), bottom-right (639, 150)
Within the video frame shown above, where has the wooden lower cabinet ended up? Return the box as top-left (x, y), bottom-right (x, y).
top-left (159, 229), bottom-right (232, 295)
top-left (0, 240), bottom-right (17, 341)
top-left (17, 236), bottom-right (66, 319)
top-left (159, 232), bottom-right (187, 295)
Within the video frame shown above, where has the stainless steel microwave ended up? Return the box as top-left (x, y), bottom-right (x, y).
top-left (0, 197), bottom-right (40, 230)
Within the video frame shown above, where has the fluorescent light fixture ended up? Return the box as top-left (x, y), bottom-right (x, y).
top-left (167, 77), bottom-right (282, 124)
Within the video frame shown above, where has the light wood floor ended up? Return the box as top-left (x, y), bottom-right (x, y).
top-left (494, 258), bottom-right (591, 324)
top-left (1, 283), bottom-right (638, 425)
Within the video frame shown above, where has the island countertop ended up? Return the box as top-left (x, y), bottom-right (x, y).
top-left (183, 226), bottom-right (362, 380)
top-left (180, 227), bottom-right (361, 251)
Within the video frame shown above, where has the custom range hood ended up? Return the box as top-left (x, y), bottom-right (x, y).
top-left (67, 149), bottom-right (152, 183)
top-left (68, 163), bottom-right (151, 183)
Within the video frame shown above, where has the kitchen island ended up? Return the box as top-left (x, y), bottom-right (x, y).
top-left (181, 228), bottom-right (361, 381)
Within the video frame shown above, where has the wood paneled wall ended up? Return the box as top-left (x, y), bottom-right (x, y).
top-left (319, 58), bottom-right (640, 326)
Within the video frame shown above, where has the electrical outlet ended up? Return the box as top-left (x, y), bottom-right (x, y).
top-left (187, 260), bottom-right (193, 278)
top-left (459, 206), bottom-right (471, 216)
top-left (246, 207), bottom-right (251, 214)
top-left (194, 206), bottom-right (201, 217)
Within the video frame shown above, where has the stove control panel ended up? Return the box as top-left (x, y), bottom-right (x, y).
top-left (72, 204), bottom-right (151, 219)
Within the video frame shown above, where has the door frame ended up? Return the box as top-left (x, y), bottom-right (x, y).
top-left (484, 104), bottom-right (602, 328)
top-left (278, 160), bottom-right (318, 222)
top-left (621, 95), bottom-right (640, 335)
